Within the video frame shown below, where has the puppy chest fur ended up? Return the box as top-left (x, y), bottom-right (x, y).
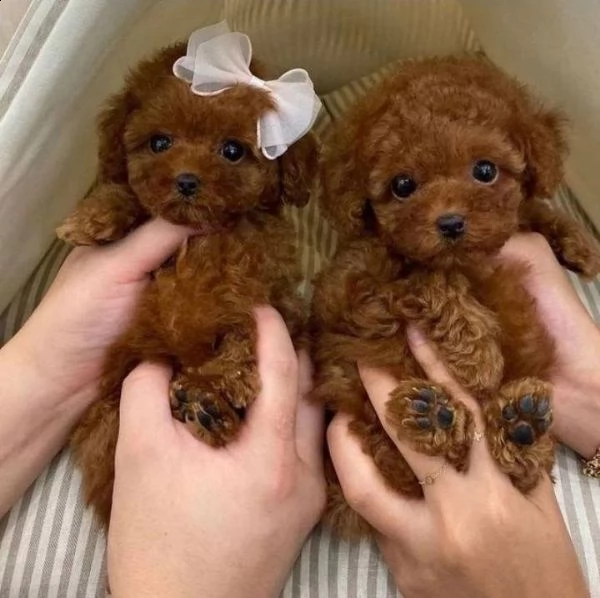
top-left (313, 56), bottom-right (600, 538)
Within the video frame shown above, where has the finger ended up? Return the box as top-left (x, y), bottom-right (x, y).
top-left (119, 362), bottom-right (174, 445)
top-left (406, 326), bottom-right (490, 466)
top-left (295, 351), bottom-right (324, 469)
top-left (530, 474), bottom-right (584, 557)
top-left (245, 306), bottom-right (298, 446)
top-left (327, 413), bottom-right (424, 536)
top-left (106, 218), bottom-right (194, 280)
top-left (526, 472), bottom-right (557, 507)
top-left (501, 234), bottom-right (595, 332)
top-left (406, 326), bottom-right (484, 424)
top-left (500, 233), bottom-right (557, 272)
top-left (359, 365), bottom-right (453, 486)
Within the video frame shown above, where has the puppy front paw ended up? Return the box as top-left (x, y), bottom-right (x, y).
top-left (386, 380), bottom-right (473, 469)
top-left (57, 207), bottom-right (138, 246)
top-left (485, 378), bottom-right (555, 493)
top-left (549, 227), bottom-right (600, 280)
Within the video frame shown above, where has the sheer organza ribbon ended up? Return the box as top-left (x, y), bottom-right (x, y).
top-left (173, 21), bottom-right (321, 159)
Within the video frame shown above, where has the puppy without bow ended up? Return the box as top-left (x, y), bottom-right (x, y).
top-left (57, 24), bottom-right (320, 527)
top-left (312, 56), bottom-right (600, 537)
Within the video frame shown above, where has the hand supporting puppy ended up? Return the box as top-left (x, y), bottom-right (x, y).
top-left (108, 307), bottom-right (325, 598)
top-left (328, 326), bottom-right (588, 598)
top-left (0, 219), bottom-right (191, 516)
top-left (501, 233), bottom-right (600, 459)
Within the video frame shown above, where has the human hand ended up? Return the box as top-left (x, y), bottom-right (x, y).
top-left (328, 327), bottom-right (588, 598)
top-left (9, 219), bottom-right (191, 406)
top-left (107, 307), bottom-right (325, 598)
top-left (501, 233), bottom-right (600, 458)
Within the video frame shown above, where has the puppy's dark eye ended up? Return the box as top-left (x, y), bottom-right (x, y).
top-left (472, 160), bottom-right (498, 184)
top-left (390, 175), bottom-right (417, 200)
top-left (149, 135), bottom-right (172, 153)
top-left (221, 139), bottom-right (245, 163)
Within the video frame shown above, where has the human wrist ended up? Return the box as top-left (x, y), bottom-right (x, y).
top-left (553, 371), bottom-right (600, 459)
top-left (0, 332), bottom-right (95, 515)
top-left (1, 330), bottom-right (87, 410)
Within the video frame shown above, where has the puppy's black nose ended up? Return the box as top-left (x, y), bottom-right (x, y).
top-left (437, 214), bottom-right (466, 239)
top-left (176, 173), bottom-right (201, 197)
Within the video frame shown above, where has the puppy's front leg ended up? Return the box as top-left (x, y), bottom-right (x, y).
top-left (57, 183), bottom-right (144, 246)
top-left (520, 197), bottom-right (600, 279)
top-left (170, 328), bottom-right (259, 447)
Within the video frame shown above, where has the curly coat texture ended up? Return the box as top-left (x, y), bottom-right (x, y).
top-left (57, 43), bottom-right (318, 528)
top-left (312, 56), bottom-right (600, 537)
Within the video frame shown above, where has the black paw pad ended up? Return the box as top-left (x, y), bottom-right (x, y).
top-left (412, 400), bottom-right (430, 414)
top-left (198, 410), bottom-right (215, 430)
top-left (437, 406), bottom-right (455, 429)
top-left (174, 388), bottom-right (188, 403)
top-left (502, 393), bottom-right (552, 447)
top-left (416, 417), bottom-right (432, 429)
top-left (535, 398), bottom-right (550, 416)
top-left (417, 388), bottom-right (436, 403)
top-left (502, 404), bottom-right (517, 422)
top-left (403, 386), bottom-right (456, 433)
top-left (233, 405), bottom-right (247, 419)
top-left (203, 402), bottom-right (223, 420)
top-left (509, 422), bottom-right (534, 445)
top-left (519, 395), bottom-right (535, 414)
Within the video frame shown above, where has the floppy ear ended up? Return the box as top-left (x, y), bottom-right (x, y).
top-left (319, 129), bottom-right (368, 238)
top-left (56, 87), bottom-right (142, 246)
top-left (278, 132), bottom-right (320, 207)
top-left (516, 107), bottom-right (567, 199)
top-left (96, 89), bottom-right (136, 184)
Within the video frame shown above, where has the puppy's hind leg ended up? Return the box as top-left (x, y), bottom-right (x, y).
top-left (170, 326), bottom-right (259, 447)
top-left (70, 344), bottom-right (139, 529)
top-left (484, 377), bottom-right (554, 493)
top-left (385, 379), bottom-right (474, 471)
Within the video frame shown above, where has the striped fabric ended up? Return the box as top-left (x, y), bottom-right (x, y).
top-left (2, 59), bottom-right (600, 597)
top-left (228, 0), bottom-right (479, 94)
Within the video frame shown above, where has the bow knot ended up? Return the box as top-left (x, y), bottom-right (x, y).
top-left (173, 22), bottom-right (321, 159)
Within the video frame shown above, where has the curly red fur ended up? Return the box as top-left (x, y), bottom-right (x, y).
top-left (58, 43), bottom-right (318, 528)
top-left (312, 56), bottom-right (600, 538)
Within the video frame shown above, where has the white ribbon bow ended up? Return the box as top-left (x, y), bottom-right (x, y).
top-left (173, 21), bottom-right (321, 160)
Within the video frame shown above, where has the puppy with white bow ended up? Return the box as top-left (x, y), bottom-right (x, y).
top-left (58, 22), bottom-right (321, 529)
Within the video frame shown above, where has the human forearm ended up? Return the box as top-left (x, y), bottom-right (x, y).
top-left (0, 335), bottom-right (94, 516)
